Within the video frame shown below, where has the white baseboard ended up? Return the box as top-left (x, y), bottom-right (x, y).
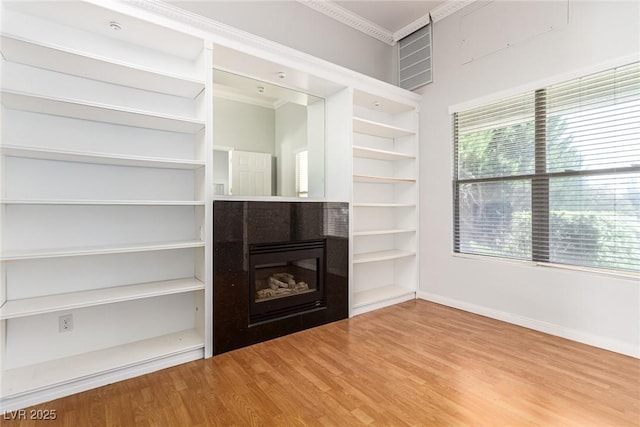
top-left (0, 349), bottom-right (203, 413)
top-left (350, 293), bottom-right (416, 317)
top-left (416, 291), bottom-right (639, 359)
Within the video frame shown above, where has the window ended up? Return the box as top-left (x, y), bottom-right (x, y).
top-left (454, 62), bottom-right (640, 273)
top-left (295, 150), bottom-right (309, 198)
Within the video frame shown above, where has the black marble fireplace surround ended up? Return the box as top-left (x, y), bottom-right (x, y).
top-left (213, 201), bottom-right (349, 355)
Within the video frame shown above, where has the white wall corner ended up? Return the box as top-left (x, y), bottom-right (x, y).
top-left (296, 0), bottom-right (395, 45)
top-left (416, 291), bottom-right (640, 359)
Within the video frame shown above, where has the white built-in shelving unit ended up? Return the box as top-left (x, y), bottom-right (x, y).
top-left (0, 2), bottom-right (212, 410)
top-left (351, 89), bottom-right (419, 316)
top-left (0, 0), bottom-right (422, 412)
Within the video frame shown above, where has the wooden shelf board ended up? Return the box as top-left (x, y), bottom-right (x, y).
top-left (0, 91), bottom-right (205, 134)
top-left (353, 249), bottom-right (415, 264)
top-left (354, 174), bottom-right (416, 184)
top-left (0, 240), bottom-right (204, 261)
top-left (1, 199), bottom-right (205, 206)
top-left (353, 203), bottom-right (416, 208)
top-left (353, 285), bottom-right (416, 308)
top-left (353, 229), bottom-right (416, 236)
top-left (0, 278), bottom-right (205, 320)
top-left (1, 35), bottom-right (205, 99)
top-left (1, 329), bottom-right (204, 398)
top-left (1, 145), bottom-right (205, 169)
top-left (353, 117), bottom-right (414, 138)
top-left (353, 146), bottom-right (415, 161)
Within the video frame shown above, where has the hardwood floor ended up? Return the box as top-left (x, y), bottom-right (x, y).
top-left (4, 300), bottom-right (639, 426)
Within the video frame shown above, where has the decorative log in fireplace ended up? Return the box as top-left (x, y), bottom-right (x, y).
top-left (249, 239), bottom-right (326, 324)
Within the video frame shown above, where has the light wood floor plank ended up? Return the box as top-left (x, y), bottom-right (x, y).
top-left (4, 300), bottom-right (639, 426)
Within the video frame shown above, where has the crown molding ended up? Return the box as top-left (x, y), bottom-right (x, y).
top-left (395, 0), bottom-right (478, 41)
top-left (296, 0), bottom-right (395, 46)
top-left (298, 0), bottom-right (475, 44)
top-left (100, 0), bottom-right (473, 50)
top-left (393, 13), bottom-right (431, 43)
top-left (429, 0), bottom-right (476, 23)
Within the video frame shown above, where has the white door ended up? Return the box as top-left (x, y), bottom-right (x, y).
top-left (231, 150), bottom-right (272, 196)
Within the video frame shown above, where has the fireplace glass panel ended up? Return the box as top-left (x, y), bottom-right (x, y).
top-left (249, 240), bottom-right (326, 323)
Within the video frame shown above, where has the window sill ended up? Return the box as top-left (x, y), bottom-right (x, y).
top-left (452, 252), bottom-right (640, 281)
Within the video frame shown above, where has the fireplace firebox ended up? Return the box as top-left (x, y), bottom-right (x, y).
top-left (213, 201), bottom-right (348, 355)
top-left (249, 239), bottom-right (326, 324)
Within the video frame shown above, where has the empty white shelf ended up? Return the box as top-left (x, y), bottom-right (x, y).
top-left (1, 145), bottom-right (205, 169)
top-left (1, 328), bottom-right (204, 398)
top-left (1, 91), bottom-right (205, 134)
top-left (353, 146), bottom-right (415, 161)
top-left (353, 229), bottom-right (415, 236)
top-left (1, 199), bottom-right (205, 206)
top-left (354, 174), bottom-right (416, 184)
top-left (1, 35), bottom-right (205, 98)
top-left (353, 117), bottom-right (414, 138)
top-left (352, 285), bottom-right (416, 309)
top-left (0, 278), bottom-right (205, 319)
top-left (353, 249), bottom-right (415, 264)
top-left (351, 89), bottom-right (418, 317)
top-left (0, 240), bottom-right (205, 261)
top-left (0, 8), bottom-right (211, 409)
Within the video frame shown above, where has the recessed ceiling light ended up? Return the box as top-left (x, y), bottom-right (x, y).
top-left (257, 86), bottom-right (265, 93)
top-left (373, 101), bottom-right (381, 107)
top-left (277, 72), bottom-right (286, 79)
top-left (109, 21), bottom-right (122, 31)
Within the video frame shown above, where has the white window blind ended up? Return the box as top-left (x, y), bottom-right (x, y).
top-left (454, 62), bottom-right (640, 273)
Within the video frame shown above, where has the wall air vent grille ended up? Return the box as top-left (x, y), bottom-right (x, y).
top-left (398, 23), bottom-right (433, 91)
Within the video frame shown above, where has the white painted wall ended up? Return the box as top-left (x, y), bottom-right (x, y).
top-left (168, 0), bottom-right (396, 83)
top-left (213, 97), bottom-right (275, 154)
top-left (417, 1), bottom-right (640, 357)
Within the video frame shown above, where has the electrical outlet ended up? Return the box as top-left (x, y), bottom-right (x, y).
top-left (59, 314), bottom-right (73, 332)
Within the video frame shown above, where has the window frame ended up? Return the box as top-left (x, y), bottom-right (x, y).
top-left (453, 62), bottom-right (640, 276)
